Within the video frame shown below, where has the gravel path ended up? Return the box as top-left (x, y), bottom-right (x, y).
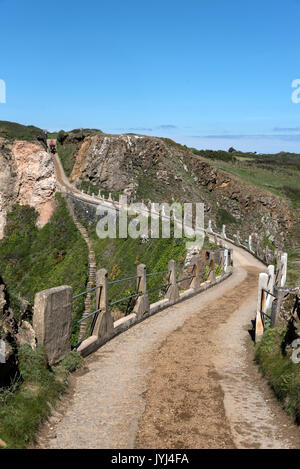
top-left (37, 244), bottom-right (300, 449)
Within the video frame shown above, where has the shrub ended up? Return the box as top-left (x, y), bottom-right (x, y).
top-left (60, 351), bottom-right (83, 373)
top-left (255, 327), bottom-right (300, 423)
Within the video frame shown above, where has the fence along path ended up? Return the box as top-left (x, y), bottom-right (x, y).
top-left (38, 241), bottom-right (300, 450)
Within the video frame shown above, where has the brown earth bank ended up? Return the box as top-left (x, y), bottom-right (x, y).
top-left (135, 266), bottom-right (300, 449)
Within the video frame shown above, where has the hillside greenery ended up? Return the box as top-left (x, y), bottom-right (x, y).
top-left (81, 214), bottom-right (217, 312)
top-left (0, 121), bottom-right (46, 146)
top-left (0, 194), bottom-right (88, 323)
top-left (255, 327), bottom-right (300, 424)
top-left (0, 344), bottom-right (83, 448)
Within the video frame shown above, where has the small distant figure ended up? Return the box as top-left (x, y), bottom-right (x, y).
top-left (49, 140), bottom-right (56, 154)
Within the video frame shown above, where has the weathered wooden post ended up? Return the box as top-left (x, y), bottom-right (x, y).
top-left (223, 248), bottom-right (229, 273)
top-left (266, 265), bottom-right (275, 311)
top-left (166, 260), bottom-right (179, 303)
top-left (248, 235), bottom-right (253, 253)
top-left (33, 285), bottom-right (73, 365)
top-left (227, 248), bottom-right (233, 268)
top-left (221, 224), bottom-right (226, 239)
top-left (219, 249), bottom-right (225, 275)
top-left (275, 251), bottom-right (283, 286)
top-left (133, 264), bottom-right (150, 320)
top-left (281, 253), bottom-right (288, 287)
top-left (207, 252), bottom-right (216, 282)
top-left (255, 272), bottom-right (269, 343)
top-left (207, 219), bottom-right (213, 233)
top-left (191, 255), bottom-right (202, 290)
top-left (93, 269), bottom-right (114, 345)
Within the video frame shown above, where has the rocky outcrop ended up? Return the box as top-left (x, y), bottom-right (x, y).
top-left (0, 277), bottom-right (36, 386)
top-left (188, 156), bottom-right (294, 243)
top-left (0, 139), bottom-right (57, 238)
top-left (68, 133), bottom-right (295, 247)
top-left (70, 134), bottom-right (172, 197)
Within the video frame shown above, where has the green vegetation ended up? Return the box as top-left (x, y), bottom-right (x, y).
top-left (47, 132), bottom-right (58, 139)
top-left (216, 208), bottom-right (238, 230)
top-left (56, 140), bottom-right (80, 177)
top-left (56, 128), bottom-right (103, 176)
top-left (60, 350), bottom-right (84, 372)
top-left (0, 344), bottom-right (83, 448)
top-left (255, 327), bottom-right (300, 424)
top-left (190, 148), bottom-right (236, 163)
top-left (84, 219), bottom-right (216, 309)
top-left (0, 121), bottom-right (46, 146)
top-left (0, 194), bottom-right (88, 322)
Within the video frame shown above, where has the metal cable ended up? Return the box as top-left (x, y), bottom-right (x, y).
top-left (146, 284), bottom-right (168, 295)
top-left (146, 270), bottom-right (169, 277)
top-left (72, 307), bottom-right (102, 327)
top-left (108, 275), bottom-right (139, 285)
top-left (72, 285), bottom-right (100, 300)
top-left (176, 275), bottom-right (195, 284)
top-left (109, 292), bottom-right (140, 307)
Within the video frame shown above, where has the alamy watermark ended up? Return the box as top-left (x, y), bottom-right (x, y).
top-left (0, 79), bottom-right (6, 103)
top-left (95, 197), bottom-right (205, 250)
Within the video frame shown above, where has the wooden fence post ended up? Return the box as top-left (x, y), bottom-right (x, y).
top-left (255, 272), bottom-right (269, 343)
top-left (207, 252), bottom-right (216, 282)
top-left (191, 255), bottom-right (202, 290)
top-left (92, 269), bottom-right (114, 344)
top-left (166, 259), bottom-right (179, 303)
top-left (133, 264), bottom-right (150, 320)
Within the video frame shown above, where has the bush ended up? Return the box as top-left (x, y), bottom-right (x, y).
top-left (255, 327), bottom-right (300, 423)
top-left (18, 344), bottom-right (49, 384)
top-left (0, 344), bottom-right (66, 448)
top-left (57, 130), bottom-right (67, 145)
top-left (216, 208), bottom-right (238, 229)
top-left (60, 351), bottom-right (83, 373)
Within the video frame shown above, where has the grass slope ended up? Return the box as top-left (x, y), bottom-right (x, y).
top-left (0, 121), bottom-right (46, 146)
top-left (255, 327), bottom-right (300, 424)
top-left (0, 194), bottom-right (89, 323)
top-left (0, 345), bottom-right (82, 449)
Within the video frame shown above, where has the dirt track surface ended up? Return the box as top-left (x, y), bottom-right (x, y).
top-left (134, 269), bottom-right (260, 449)
top-left (35, 244), bottom-right (300, 449)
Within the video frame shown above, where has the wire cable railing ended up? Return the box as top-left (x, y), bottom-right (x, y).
top-left (71, 251), bottom-right (226, 352)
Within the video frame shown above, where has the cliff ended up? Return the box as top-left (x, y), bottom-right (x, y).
top-left (0, 139), bottom-right (57, 238)
top-left (66, 133), bottom-right (294, 247)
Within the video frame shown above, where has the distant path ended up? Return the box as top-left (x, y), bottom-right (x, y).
top-left (36, 245), bottom-right (300, 449)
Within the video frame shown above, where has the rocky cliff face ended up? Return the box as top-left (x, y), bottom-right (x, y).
top-left (68, 133), bottom-right (294, 247)
top-left (0, 277), bottom-right (36, 386)
top-left (0, 139), bottom-right (57, 238)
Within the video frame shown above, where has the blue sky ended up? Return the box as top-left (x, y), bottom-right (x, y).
top-left (1, 0), bottom-right (300, 153)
